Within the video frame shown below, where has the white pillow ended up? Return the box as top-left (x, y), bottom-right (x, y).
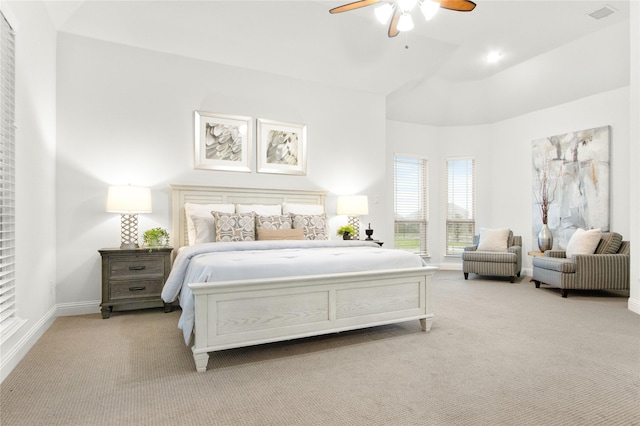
top-left (476, 228), bottom-right (510, 252)
top-left (236, 204), bottom-right (282, 216)
top-left (282, 202), bottom-right (324, 215)
top-left (565, 228), bottom-right (602, 259)
top-left (184, 203), bottom-right (235, 245)
top-left (191, 216), bottom-right (218, 245)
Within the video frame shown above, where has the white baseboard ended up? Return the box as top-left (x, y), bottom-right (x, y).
top-left (628, 297), bottom-right (640, 315)
top-left (0, 305), bottom-right (57, 383)
top-left (435, 263), bottom-right (462, 271)
top-left (56, 300), bottom-right (101, 317)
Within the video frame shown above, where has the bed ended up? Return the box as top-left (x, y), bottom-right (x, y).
top-left (162, 184), bottom-right (437, 372)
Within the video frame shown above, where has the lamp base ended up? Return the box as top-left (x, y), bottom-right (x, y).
top-left (120, 214), bottom-right (140, 250)
top-left (347, 216), bottom-right (361, 240)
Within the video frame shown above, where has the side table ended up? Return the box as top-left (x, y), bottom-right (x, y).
top-left (98, 247), bottom-right (173, 319)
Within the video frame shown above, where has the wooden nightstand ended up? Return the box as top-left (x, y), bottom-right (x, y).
top-left (98, 247), bottom-right (173, 319)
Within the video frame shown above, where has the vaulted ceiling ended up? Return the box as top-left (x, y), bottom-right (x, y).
top-left (43, 1), bottom-right (631, 125)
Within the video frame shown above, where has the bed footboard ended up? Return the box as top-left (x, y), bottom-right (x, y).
top-left (188, 267), bottom-right (436, 372)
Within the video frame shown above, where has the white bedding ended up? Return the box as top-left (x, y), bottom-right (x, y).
top-left (161, 240), bottom-right (427, 345)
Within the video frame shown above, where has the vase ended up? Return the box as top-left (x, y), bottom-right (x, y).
top-left (343, 233), bottom-right (351, 240)
top-left (537, 224), bottom-right (553, 252)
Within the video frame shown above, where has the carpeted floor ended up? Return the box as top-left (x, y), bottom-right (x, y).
top-left (1, 271), bottom-right (639, 425)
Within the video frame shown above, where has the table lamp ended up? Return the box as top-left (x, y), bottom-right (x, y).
top-left (337, 195), bottom-right (369, 239)
top-left (106, 185), bottom-right (152, 249)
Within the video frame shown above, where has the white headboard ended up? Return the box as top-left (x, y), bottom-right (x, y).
top-left (170, 184), bottom-right (328, 248)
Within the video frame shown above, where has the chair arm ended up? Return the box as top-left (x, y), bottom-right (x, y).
top-left (508, 245), bottom-right (522, 273)
top-left (573, 253), bottom-right (630, 288)
top-left (464, 245), bottom-right (478, 252)
top-left (544, 250), bottom-right (567, 258)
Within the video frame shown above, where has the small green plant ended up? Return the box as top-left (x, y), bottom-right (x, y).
top-left (336, 225), bottom-right (356, 236)
top-left (142, 227), bottom-right (169, 250)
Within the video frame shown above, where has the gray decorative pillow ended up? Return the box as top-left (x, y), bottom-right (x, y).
top-left (213, 212), bottom-right (255, 242)
top-left (256, 214), bottom-right (292, 230)
top-left (291, 214), bottom-right (327, 240)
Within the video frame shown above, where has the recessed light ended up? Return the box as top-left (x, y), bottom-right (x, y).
top-left (487, 51), bottom-right (502, 63)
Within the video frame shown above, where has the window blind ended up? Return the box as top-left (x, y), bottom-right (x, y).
top-left (446, 158), bottom-right (475, 255)
top-left (394, 155), bottom-right (428, 256)
top-left (0, 11), bottom-right (18, 338)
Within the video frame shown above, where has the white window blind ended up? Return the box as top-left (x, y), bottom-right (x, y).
top-left (0, 11), bottom-right (18, 338)
top-left (394, 155), bottom-right (428, 256)
top-left (446, 158), bottom-right (475, 255)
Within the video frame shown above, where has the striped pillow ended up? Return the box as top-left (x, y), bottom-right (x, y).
top-left (594, 232), bottom-right (623, 254)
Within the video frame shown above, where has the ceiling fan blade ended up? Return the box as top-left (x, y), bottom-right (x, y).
top-left (388, 6), bottom-right (400, 38)
top-left (437, 0), bottom-right (476, 12)
top-left (330, 0), bottom-right (381, 14)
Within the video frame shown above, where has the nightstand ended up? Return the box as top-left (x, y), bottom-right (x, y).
top-left (98, 247), bottom-right (173, 319)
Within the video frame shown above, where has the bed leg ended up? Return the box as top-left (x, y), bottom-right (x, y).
top-left (193, 351), bottom-right (209, 372)
top-left (419, 318), bottom-right (432, 332)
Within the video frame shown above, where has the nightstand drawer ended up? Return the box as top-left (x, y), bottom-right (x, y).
top-left (109, 279), bottom-right (164, 300)
top-left (109, 256), bottom-right (164, 279)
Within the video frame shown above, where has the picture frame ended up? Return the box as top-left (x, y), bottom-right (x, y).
top-left (194, 111), bottom-right (252, 172)
top-left (257, 118), bottom-right (307, 175)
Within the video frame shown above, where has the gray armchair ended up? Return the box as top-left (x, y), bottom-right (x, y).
top-left (462, 233), bottom-right (522, 283)
top-left (532, 232), bottom-right (629, 298)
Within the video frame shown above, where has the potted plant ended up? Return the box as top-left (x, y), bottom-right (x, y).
top-left (337, 225), bottom-right (356, 240)
top-left (142, 227), bottom-right (169, 250)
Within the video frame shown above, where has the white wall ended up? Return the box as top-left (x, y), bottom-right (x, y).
top-left (0, 1), bottom-right (57, 382)
top-left (55, 34), bottom-right (388, 311)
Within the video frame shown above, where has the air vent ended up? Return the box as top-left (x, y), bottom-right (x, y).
top-left (588, 5), bottom-right (617, 20)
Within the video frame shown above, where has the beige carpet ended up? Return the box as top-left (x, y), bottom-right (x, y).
top-left (1, 271), bottom-right (639, 425)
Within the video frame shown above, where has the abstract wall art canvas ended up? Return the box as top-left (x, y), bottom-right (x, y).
top-left (532, 126), bottom-right (610, 249)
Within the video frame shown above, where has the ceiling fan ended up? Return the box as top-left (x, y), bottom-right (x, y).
top-left (330, 0), bottom-right (476, 38)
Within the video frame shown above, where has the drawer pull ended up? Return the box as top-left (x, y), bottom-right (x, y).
top-left (129, 286), bottom-right (146, 292)
top-left (129, 266), bottom-right (146, 271)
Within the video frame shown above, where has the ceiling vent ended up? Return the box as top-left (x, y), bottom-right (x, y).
top-left (588, 5), bottom-right (617, 20)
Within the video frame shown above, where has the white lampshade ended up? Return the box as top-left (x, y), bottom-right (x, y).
top-left (397, 13), bottom-right (414, 32)
top-left (374, 3), bottom-right (394, 24)
top-left (337, 195), bottom-right (369, 216)
top-left (106, 185), bottom-right (152, 213)
top-left (420, 0), bottom-right (440, 21)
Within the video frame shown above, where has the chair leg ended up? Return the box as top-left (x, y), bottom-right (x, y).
top-left (562, 290), bottom-right (568, 298)
top-left (510, 276), bottom-right (515, 283)
top-left (517, 271), bottom-right (521, 277)
top-left (464, 273), bottom-right (468, 280)
top-left (534, 280), bottom-right (540, 288)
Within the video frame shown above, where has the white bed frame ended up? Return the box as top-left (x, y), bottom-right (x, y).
top-left (170, 184), bottom-right (436, 372)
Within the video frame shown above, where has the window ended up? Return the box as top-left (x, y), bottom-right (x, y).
top-left (394, 155), bottom-right (428, 256)
top-left (0, 11), bottom-right (18, 339)
top-left (446, 158), bottom-right (475, 255)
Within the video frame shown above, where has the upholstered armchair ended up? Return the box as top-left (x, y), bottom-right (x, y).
top-left (462, 229), bottom-right (522, 283)
top-left (532, 231), bottom-right (629, 298)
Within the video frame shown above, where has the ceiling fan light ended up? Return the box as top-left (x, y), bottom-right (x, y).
top-left (397, 13), bottom-right (414, 31)
top-left (420, 0), bottom-right (440, 21)
top-left (397, 0), bottom-right (418, 12)
top-left (374, 3), bottom-right (394, 24)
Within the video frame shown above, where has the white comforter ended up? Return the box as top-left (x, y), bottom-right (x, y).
top-left (161, 240), bottom-right (426, 345)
